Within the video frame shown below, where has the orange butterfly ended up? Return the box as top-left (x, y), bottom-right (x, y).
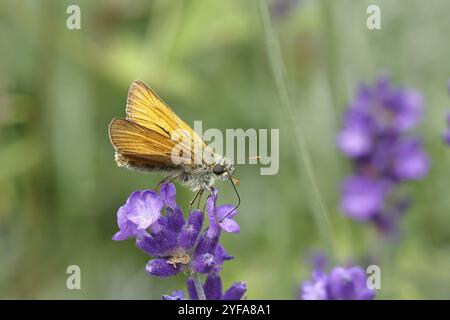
top-left (108, 80), bottom-right (239, 209)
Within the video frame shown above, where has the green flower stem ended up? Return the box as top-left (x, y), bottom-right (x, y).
top-left (258, 0), bottom-right (335, 261)
top-left (193, 272), bottom-right (206, 300)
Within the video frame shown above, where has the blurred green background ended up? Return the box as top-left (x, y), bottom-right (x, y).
top-left (1, 0), bottom-right (450, 299)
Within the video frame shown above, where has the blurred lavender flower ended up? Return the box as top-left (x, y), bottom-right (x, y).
top-left (269, 0), bottom-right (299, 18)
top-left (341, 175), bottom-right (386, 221)
top-left (444, 112), bottom-right (450, 145)
top-left (301, 271), bottom-right (328, 300)
top-left (163, 273), bottom-right (247, 300)
top-left (162, 290), bottom-right (185, 300)
top-left (113, 183), bottom-right (236, 277)
top-left (301, 266), bottom-right (375, 300)
top-left (308, 250), bottom-right (328, 272)
top-left (337, 75), bottom-right (429, 233)
top-left (443, 81), bottom-right (450, 145)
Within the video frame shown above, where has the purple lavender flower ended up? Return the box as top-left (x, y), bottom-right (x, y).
top-left (162, 290), bottom-right (185, 300)
top-left (337, 75), bottom-right (429, 232)
top-left (391, 138), bottom-right (429, 180)
top-left (371, 198), bottom-right (409, 235)
top-left (444, 128), bottom-right (450, 145)
top-left (341, 175), bottom-right (386, 221)
top-left (113, 183), bottom-right (235, 277)
top-left (112, 190), bottom-right (162, 241)
top-left (327, 267), bottom-right (376, 300)
top-left (163, 273), bottom-right (247, 300)
top-left (301, 266), bottom-right (376, 300)
top-left (308, 251), bottom-right (328, 272)
top-left (301, 271), bottom-right (328, 300)
top-left (443, 83), bottom-right (450, 144)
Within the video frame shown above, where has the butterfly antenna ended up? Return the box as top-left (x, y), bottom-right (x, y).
top-left (219, 170), bottom-right (241, 223)
top-left (236, 155), bottom-right (261, 162)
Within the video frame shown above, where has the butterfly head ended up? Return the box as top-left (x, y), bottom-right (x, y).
top-left (211, 156), bottom-right (241, 222)
top-left (212, 156), bottom-right (236, 183)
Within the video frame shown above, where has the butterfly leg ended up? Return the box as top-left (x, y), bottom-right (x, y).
top-left (196, 189), bottom-right (204, 209)
top-left (156, 174), bottom-right (179, 188)
top-left (188, 189), bottom-right (202, 214)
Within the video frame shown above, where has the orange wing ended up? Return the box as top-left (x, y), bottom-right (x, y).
top-left (109, 118), bottom-right (179, 171)
top-left (124, 80), bottom-right (215, 166)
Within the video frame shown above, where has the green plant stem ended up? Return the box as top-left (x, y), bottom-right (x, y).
top-left (193, 272), bottom-right (206, 300)
top-left (258, 0), bottom-right (335, 262)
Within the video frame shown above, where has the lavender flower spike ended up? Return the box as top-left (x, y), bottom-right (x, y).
top-left (113, 183), bottom-right (236, 278)
top-left (443, 82), bottom-right (450, 145)
top-left (327, 267), bottom-right (375, 300)
top-left (337, 75), bottom-right (429, 233)
top-left (301, 265), bottom-right (376, 300)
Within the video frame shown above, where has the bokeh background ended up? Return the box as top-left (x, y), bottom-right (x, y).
top-left (1, 0), bottom-right (450, 299)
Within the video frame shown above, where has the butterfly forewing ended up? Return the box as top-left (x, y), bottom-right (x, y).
top-left (126, 80), bottom-right (180, 136)
top-left (109, 80), bottom-right (216, 172)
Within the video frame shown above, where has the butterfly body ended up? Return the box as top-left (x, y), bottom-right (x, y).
top-left (178, 156), bottom-right (235, 191)
top-left (109, 80), bottom-right (236, 192)
top-left (115, 148), bottom-right (234, 192)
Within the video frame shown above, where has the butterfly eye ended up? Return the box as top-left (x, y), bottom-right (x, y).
top-left (212, 164), bottom-right (225, 175)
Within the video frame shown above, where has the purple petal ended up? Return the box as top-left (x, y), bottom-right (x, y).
top-left (308, 251), bottom-right (328, 272)
top-left (301, 271), bottom-right (328, 300)
top-left (337, 127), bottom-right (373, 158)
top-left (203, 273), bottom-right (222, 300)
top-left (214, 244), bottom-right (234, 266)
top-left (112, 230), bottom-right (128, 241)
top-left (443, 131), bottom-right (450, 145)
top-left (195, 232), bottom-right (219, 256)
top-left (135, 235), bottom-right (161, 256)
top-left (357, 289), bottom-right (376, 300)
top-left (351, 86), bottom-right (372, 111)
top-left (219, 218), bottom-right (240, 233)
top-left (160, 183), bottom-right (177, 209)
top-left (162, 290), bottom-right (185, 300)
top-left (136, 227), bottom-right (178, 256)
top-left (166, 206), bottom-right (185, 233)
top-left (157, 215), bottom-right (168, 227)
top-left (371, 213), bottom-right (398, 236)
top-left (186, 277), bottom-right (199, 300)
top-left (341, 175), bottom-right (386, 221)
top-left (178, 210), bottom-right (203, 250)
top-left (326, 267), bottom-right (353, 300)
top-left (392, 139), bottom-right (429, 180)
top-left (216, 204), bottom-right (237, 220)
top-left (392, 89), bottom-right (423, 132)
top-left (128, 190), bottom-right (163, 230)
top-left (222, 282), bottom-right (247, 300)
top-left (193, 253), bottom-right (216, 274)
top-left (206, 190), bottom-right (220, 239)
top-left (327, 266), bottom-right (375, 300)
top-left (146, 259), bottom-right (180, 278)
top-left (112, 191), bottom-right (147, 240)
